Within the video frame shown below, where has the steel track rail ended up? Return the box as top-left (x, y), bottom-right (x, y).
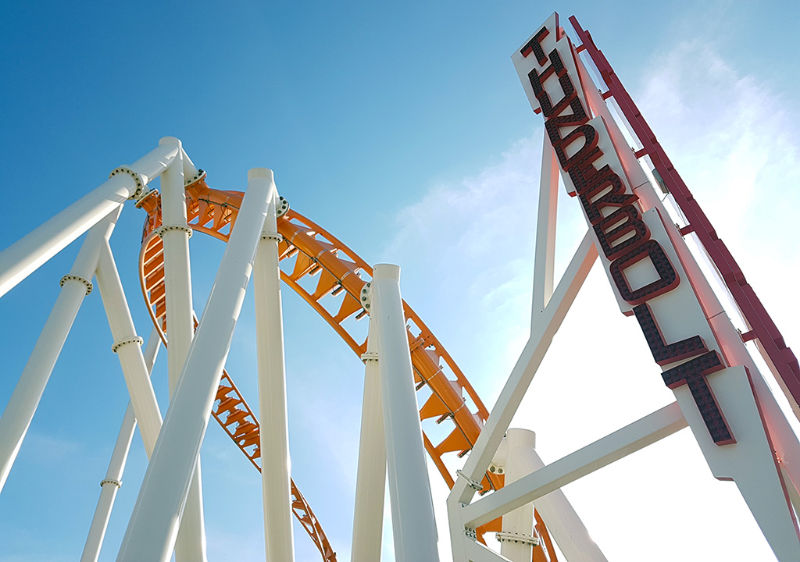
top-left (137, 175), bottom-right (557, 561)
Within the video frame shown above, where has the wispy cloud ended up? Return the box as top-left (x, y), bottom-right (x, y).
top-left (381, 133), bottom-right (593, 398)
top-left (637, 40), bottom-right (800, 295)
top-left (380, 38), bottom-right (798, 561)
top-left (636, 39), bottom-right (800, 399)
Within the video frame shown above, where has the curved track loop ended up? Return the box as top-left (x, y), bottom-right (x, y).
top-left (137, 175), bottom-right (557, 561)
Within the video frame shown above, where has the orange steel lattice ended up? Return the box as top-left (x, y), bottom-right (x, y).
top-left (137, 173), bottom-right (557, 561)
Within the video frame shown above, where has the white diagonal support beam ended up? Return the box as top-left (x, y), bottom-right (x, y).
top-left (373, 264), bottom-right (440, 562)
top-left (0, 141), bottom-right (179, 297)
top-left (462, 402), bottom-right (687, 529)
top-left (117, 168), bottom-right (269, 562)
top-left (450, 229), bottom-right (597, 510)
top-left (0, 209), bottom-right (121, 493)
top-left (81, 329), bottom-right (160, 562)
top-left (95, 242), bottom-right (164, 454)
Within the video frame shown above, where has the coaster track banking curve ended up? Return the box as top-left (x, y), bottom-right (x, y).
top-left (136, 174), bottom-right (558, 561)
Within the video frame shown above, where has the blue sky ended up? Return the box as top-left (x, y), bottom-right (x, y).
top-left (1, 1), bottom-right (799, 560)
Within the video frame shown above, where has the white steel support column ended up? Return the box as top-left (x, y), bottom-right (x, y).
top-left (527, 449), bottom-right (608, 562)
top-left (531, 133), bottom-right (559, 316)
top-left (0, 209), bottom-right (121, 492)
top-left (117, 171), bottom-right (269, 562)
top-left (351, 312), bottom-right (387, 562)
top-left (371, 264), bottom-right (439, 562)
top-left (81, 330), bottom-right (161, 562)
top-left (492, 429), bottom-right (538, 562)
top-left (0, 141), bottom-right (179, 297)
top-left (159, 138), bottom-right (194, 396)
top-left (158, 137), bottom-right (207, 562)
top-left (252, 168), bottom-right (295, 562)
top-left (95, 242), bottom-right (164, 454)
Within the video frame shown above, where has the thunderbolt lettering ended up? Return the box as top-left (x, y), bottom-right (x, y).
top-left (521, 28), bottom-right (735, 445)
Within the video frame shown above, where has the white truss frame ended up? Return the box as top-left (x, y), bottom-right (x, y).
top-left (0, 138), bottom-right (445, 562)
top-left (447, 16), bottom-right (800, 560)
top-left (2, 16), bottom-right (799, 562)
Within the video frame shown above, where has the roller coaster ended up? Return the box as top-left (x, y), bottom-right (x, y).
top-left (0, 11), bottom-right (798, 562)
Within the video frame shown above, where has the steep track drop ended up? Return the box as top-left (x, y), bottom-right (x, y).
top-left (137, 174), bottom-right (557, 561)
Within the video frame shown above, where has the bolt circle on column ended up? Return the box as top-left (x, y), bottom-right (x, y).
top-left (111, 336), bottom-right (144, 354)
top-left (60, 274), bottom-right (93, 295)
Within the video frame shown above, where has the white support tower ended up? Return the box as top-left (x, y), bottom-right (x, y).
top-left (351, 308), bottom-right (387, 562)
top-left (372, 264), bottom-right (440, 562)
top-left (1, 12), bottom-right (799, 562)
top-left (81, 329), bottom-right (161, 562)
top-left (158, 136), bottom-right (208, 562)
top-left (0, 209), bottom-right (121, 493)
top-left (253, 168), bottom-right (296, 562)
top-left (447, 11), bottom-right (800, 562)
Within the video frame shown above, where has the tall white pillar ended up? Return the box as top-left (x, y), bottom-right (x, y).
top-left (0, 209), bottom-right (121, 492)
top-left (490, 428), bottom-right (607, 562)
top-left (116, 170), bottom-right (269, 562)
top-left (158, 137), bottom-right (207, 562)
top-left (95, 243), bottom-right (164, 454)
top-left (0, 141), bottom-right (179, 298)
top-left (351, 312), bottom-right (387, 562)
top-left (81, 330), bottom-right (161, 562)
top-left (252, 169), bottom-right (295, 562)
top-left (371, 264), bottom-right (439, 562)
top-left (528, 449), bottom-right (608, 562)
top-left (493, 429), bottom-right (538, 562)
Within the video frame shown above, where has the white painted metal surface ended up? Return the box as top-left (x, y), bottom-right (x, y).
top-left (448, 230), bottom-right (597, 517)
top-left (95, 241), bottom-right (165, 454)
top-left (463, 403), bottom-right (687, 528)
top-left (351, 311), bottom-right (387, 562)
top-left (446, 13), bottom-right (800, 558)
top-left (0, 209), bottom-right (120, 492)
top-left (0, 141), bottom-right (179, 298)
top-left (372, 264), bottom-right (439, 562)
top-left (492, 429), bottom-right (537, 562)
top-left (527, 450), bottom-right (608, 562)
top-left (80, 330), bottom-right (161, 562)
top-left (1, 118), bottom-right (797, 561)
top-left (158, 136), bottom-right (208, 562)
top-left (531, 135), bottom-right (559, 317)
top-left (510, 18), bottom-right (800, 557)
top-left (252, 168), bottom-right (296, 562)
top-left (116, 169), bottom-right (269, 562)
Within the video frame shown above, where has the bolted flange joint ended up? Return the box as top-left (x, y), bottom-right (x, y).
top-left (60, 274), bottom-right (93, 295)
top-left (112, 336), bottom-right (143, 354)
top-left (134, 188), bottom-right (158, 208)
top-left (276, 196), bottom-right (290, 218)
top-left (360, 282), bottom-right (372, 312)
top-left (464, 527), bottom-right (478, 540)
top-left (109, 166), bottom-right (146, 201)
top-left (184, 168), bottom-right (207, 186)
top-left (495, 531), bottom-right (540, 547)
top-left (261, 232), bottom-right (283, 242)
top-left (360, 351), bottom-right (379, 364)
top-left (154, 224), bottom-right (193, 238)
top-left (100, 479), bottom-right (122, 489)
top-left (456, 469), bottom-right (484, 492)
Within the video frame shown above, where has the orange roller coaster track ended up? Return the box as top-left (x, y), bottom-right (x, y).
top-left (137, 173), bottom-right (557, 561)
